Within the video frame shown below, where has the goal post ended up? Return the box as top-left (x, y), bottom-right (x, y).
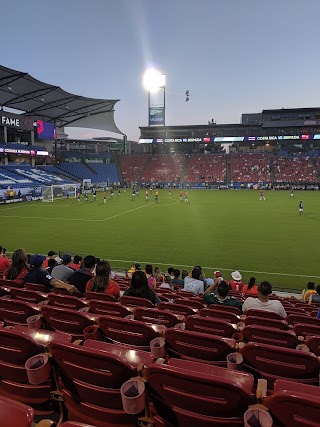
top-left (42, 184), bottom-right (79, 202)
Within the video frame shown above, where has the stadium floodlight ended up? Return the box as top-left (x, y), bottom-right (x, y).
top-left (143, 68), bottom-right (166, 93)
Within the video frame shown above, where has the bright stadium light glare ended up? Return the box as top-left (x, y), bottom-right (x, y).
top-left (143, 68), bottom-right (165, 93)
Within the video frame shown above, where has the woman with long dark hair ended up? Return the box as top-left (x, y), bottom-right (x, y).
top-left (123, 270), bottom-right (161, 305)
top-left (85, 260), bottom-right (120, 298)
top-left (242, 277), bottom-right (258, 296)
top-left (5, 248), bottom-right (29, 284)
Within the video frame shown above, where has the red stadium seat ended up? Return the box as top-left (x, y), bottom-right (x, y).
top-left (157, 302), bottom-right (195, 317)
top-left (88, 299), bottom-right (132, 317)
top-left (264, 379), bottom-right (320, 427)
top-left (120, 295), bottom-right (155, 308)
top-left (25, 283), bottom-right (50, 293)
top-left (164, 328), bottom-right (235, 365)
top-left (293, 322), bottom-right (320, 338)
top-left (49, 340), bottom-right (142, 427)
top-left (47, 294), bottom-right (87, 311)
top-left (98, 315), bottom-right (164, 350)
top-left (244, 315), bottom-right (288, 330)
top-left (85, 291), bottom-right (117, 302)
top-left (287, 314), bottom-right (320, 326)
top-left (185, 315), bottom-right (237, 337)
top-left (201, 304), bottom-right (242, 315)
top-left (134, 307), bottom-right (183, 327)
top-left (10, 288), bottom-right (47, 304)
top-left (40, 306), bottom-right (95, 340)
top-left (174, 298), bottom-right (205, 310)
top-left (0, 278), bottom-right (22, 288)
top-left (146, 358), bottom-right (255, 426)
top-left (0, 396), bottom-right (34, 427)
top-left (0, 286), bottom-right (10, 297)
top-left (240, 342), bottom-right (320, 389)
top-left (199, 307), bottom-right (241, 324)
top-left (242, 324), bottom-right (300, 348)
top-left (305, 335), bottom-right (320, 356)
top-left (245, 309), bottom-right (283, 320)
top-left (0, 298), bottom-right (40, 326)
top-left (0, 328), bottom-right (52, 413)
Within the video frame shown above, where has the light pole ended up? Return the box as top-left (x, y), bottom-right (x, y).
top-left (143, 69), bottom-right (166, 126)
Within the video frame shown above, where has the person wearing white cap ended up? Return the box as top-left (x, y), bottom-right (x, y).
top-left (229, 271), bottom-right (244, 292)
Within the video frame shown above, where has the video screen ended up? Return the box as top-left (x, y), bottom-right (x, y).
top-left (37, 120), bottom-right (56, 140)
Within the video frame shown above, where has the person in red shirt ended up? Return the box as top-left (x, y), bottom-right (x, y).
top-left (86, 260), bottom-right (120, 299)
top-left (0, 245), bottom-right (10, 277)
top-left (4, 248), bottom-right (28, 284)
top-left (229, 271), bottom-right (244, 292)
top-left (242, 277), bottom-right (259, 296)
top-left (70, 255), bottom-right (82, 271)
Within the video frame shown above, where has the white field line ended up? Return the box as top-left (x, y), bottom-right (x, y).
top-left (106, 258), bottom-right (320, 279)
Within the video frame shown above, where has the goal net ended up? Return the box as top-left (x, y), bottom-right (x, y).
top-left (42, 184), bottom-right (79, 202)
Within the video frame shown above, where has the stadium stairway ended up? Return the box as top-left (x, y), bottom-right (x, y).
top-left (269, 154), bottom-right (275, 183)
top-left (179, 155), bottom-right (191, 184)
top-left (226, 153), bottom-right (231, 183)
top-left (113, 153), bottom-right (123, 182)
top-left (136, 154), bottom-right (152, 182)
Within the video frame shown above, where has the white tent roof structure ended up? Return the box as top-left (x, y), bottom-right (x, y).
top-left (0, 65), bottom-right (123, 134)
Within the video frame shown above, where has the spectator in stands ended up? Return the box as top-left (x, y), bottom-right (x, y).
top-left (308, 284), bottom-right (320, 305)
top-left (184, 267), bottom-right (204, 295)
top-left (203, 280), bottom-right (242, 309)
top-left (302, 282), bottom-right (316, 302)
top-left (86, 260), bottom-right (120, 298)
top-left (242, 277), bottom-right (258, 296)
top-left (70, 255), bottom-right (82, 271)
top-left (171, 269), bottom-right (184, 287)
top-left (242, 281), bottom-right (287, 318)
top-left (23, 254), bottom-right (77, 294)
top-left (123, 270), bottom-right (161, 305)
top-left (160, 273), bottom-right (174, 291)
top-left (43, 250), bottom-right (57, 269)
top-left (145, 264), bottom-right (156, 289)
top-left (229, 271), bottom-right (244, 292)
top-left (46, 258), bottom-right (57, 274)
top-left (51, 254), bottom-right (74, 282)
top-left (128, 262), bottom-right (141, 277)
top-left (0, 245), bottom-right (10, 277)
top-left (168, 267), bottom-right (175, 280)
top-left (68, 255), bottom-right (96, 295)
top-left (154, 266), bottom-right (164, 283)
top-left (181, 269), bottom-right (189, 280)
top-left (4, 248), bottom-right (29, 285)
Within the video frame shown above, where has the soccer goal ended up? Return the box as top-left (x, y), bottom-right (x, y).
top-left (42, 184), bottom-right (79, 202)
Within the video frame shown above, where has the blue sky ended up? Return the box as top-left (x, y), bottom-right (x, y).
top-left (1, 0), bottom-right (320, 140)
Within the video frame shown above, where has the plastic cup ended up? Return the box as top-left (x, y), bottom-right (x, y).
top-left (150, 337), bottom-right (166, 359)
top-left (227, 352), bottom-right (243, 370)
top-left (25, 353), bottom-right (50, 385)
top-left (83, 325), bottom-right (99, 341)
top-left (121, 379), bottom-right (146, 415)
top-left (26, 314), bottom-right (42, 329)
top-left (244, 407), bottom-right (273, 427)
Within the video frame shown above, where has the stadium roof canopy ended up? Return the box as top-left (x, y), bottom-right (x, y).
top-left (0, 65), bottom-right (123, 134)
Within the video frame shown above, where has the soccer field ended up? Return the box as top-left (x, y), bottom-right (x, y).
top-left (1, 189), bottom-right (319, 291)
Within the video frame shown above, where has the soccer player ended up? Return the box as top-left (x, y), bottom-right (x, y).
top-left (77, 192), bottom-right (81, 203)
top-left (260, 190), bottom-right (265, 201)
top-left (93, 189), bottom-right (97, 201)
top-left (103, 191), bottom-right (107, 204)
top-left (299, 201), bottom-right (303, 216)
top-left (184, 191), bottom-right (189, 203)
top-left (132, 189), bottom-right (136, 201)
top-left (155, 190), bottom-right (159, 203)
top-left (179, 190), bottom-right (183, 202)
top-left (110, 188), bottom-right (114, 199)
top-left (118, 189), bottom-right (121, 198)
top-left (169, 186), bottom-right (172, 196)
top-left (84, 193), bottom-right (88, 203)
top-left (145, 189), bottom-right (149, 200)
top-left (290, 190), bottom-right (294, 198)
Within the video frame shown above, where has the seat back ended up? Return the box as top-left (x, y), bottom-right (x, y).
top-left (305, 336), bottom-right (320, 356)
top-left (40, 306), bottom-right (94, 337)
top-left (244, 315), bottom-right (288, 330)
top-left (174, 298), bottom-right (204, 310)
top-left (120, 295), bottom-right (155, 308)
top-left (0, 286), bottom-right (10, 297)
top-left (199, 307), bottom-right (240, 324)
top-left (245, 309), bottom-right (283, 320)
top-left (98, 315), bottom-right (159, 348)
top-left (165, 328), bottom-right (235, 364)
top-left (0, 396), bottom-right (34, 427)
top-left (157, 301), bottom-right (195, 317)
top-left (264, 379), bottom-right (320, 427)
top-left (10, 288), bottom-right (47, 304)
top-left (241, 342), bottom-right (320, 386)
top-left (293, 322), bottom-right (320, 338)
top-left (25, 283), bottom-right (49, 293)
top-left (0, 279), bottom-right (22, 288)
top-left (287, 314), bottom-right (320, 326)
top-left (0, 298), bottom-right (40, 326)
top-left (242, 325), bottom-right (299, 348)
top-left (85, 291), bottom-right (117, 302)
top-left (201, 304), bottom-right (242, 315)
top-left (145, 359), bottom-right (254, 423)
top-left (134, 307), bottom-right (182, 327)
top-left (47, 294), bottom-right (87, 310)
top-left (88, 300), bottom-right (132, 317)
top-left (186, 315), bottom-right (237, 337)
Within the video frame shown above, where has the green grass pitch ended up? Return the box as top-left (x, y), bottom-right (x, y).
top-left (1, 189), bottom-right (319, 292)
